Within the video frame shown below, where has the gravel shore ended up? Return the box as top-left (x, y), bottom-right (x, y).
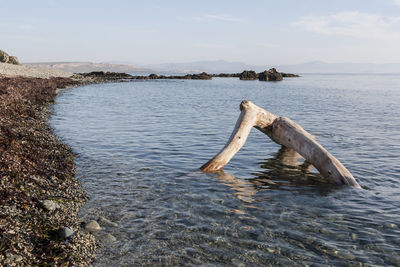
top-left (0, 65), bottom-right (96, 265)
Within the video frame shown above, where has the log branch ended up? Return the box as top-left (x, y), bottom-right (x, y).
top-left (200, 101), bottom-right (361, 188)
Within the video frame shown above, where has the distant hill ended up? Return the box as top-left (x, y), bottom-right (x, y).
top-left (25, 62), bottom-right (151, 74)
top-left (277, 61), bottom-right (400, 74)
top-left (142, 60), bottom-right (255, 74)
top-left (142, 60), bottom-right (400, 74)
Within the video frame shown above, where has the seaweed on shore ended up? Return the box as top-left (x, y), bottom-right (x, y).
top-left (0, 77), bottom-right (95, 266)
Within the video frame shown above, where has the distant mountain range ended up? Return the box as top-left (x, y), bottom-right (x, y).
top-left (25, 62), bottom-right (150, 73)
top-left (143, 60), bottom-right (400, 74)
top-left (141, 60), bottom-right (254, 74)
top-left (277, 61), bottom-right (400, 74)
top-left (25, 60), bottom-right (400, 74)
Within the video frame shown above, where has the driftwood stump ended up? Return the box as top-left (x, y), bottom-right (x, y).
top-left (201, 101), bottom-right (361, 188)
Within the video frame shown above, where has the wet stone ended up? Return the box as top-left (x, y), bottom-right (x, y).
top-left (102, 233), bottom-right (117, 244)
top-left (351, 233), bottom-right (357, 241)
top-left (85, 220), bottom-right (101, 232)
top-left (99, 216), bottom-right (118, 227)
top-left (336, 250), bottom-right (355, 261)
top-left (385, 223), bottom-right (398, 229)
top-left (386, 254), bottom-right (400, 266)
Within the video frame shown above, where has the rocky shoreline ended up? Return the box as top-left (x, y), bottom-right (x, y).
top-left (0, 77), bottom-right (96, 266)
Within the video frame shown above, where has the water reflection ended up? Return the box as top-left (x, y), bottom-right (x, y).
top-left (252, 146), bottom-right (327, 188)
top-left (217, 171), bottom-right (257, 203)
top-left (217, 146), bottom-right (337, 203)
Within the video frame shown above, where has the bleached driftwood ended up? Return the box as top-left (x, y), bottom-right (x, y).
top-left (201, 101), bottom-right (361, 188)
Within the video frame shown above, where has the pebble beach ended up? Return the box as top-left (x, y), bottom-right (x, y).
top-left (0, 63), bottom-right (97, 266)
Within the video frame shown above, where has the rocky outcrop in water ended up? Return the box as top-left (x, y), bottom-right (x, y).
top-left (237, 68), bottom-right (299, 81)
top-left (212, 73), bottom-right (240, 78)
top-left (73, 71), bottom-right (213, 82)
top-left (258, 68), bottom-right (283, 81)
top-left (239, 70), bottom-right (258, 80)
top-left (178, 72), bottom-right (212, 80)
top-left (77, 71), bottom-right (132, 79)
top-left (0, 49), bottom-right (20, 65)
top-left (72, 69), bottom-right (298, 83)
top-left (282, 72), bottom-right (300, 77)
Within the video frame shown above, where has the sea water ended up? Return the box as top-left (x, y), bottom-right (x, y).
top-left (50, 74), bottom-right (400, 266)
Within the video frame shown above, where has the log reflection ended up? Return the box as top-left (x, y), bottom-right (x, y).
top-left (217, 171), bottom-right (258, 203)
top-left (251, 146), bottom-right (326, 189)
top-left (214, 146), bottom-right (330, 202)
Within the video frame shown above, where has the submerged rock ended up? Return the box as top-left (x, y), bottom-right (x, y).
top-left (99, 216), bottom-right (118, 227)
top-left (102, 233), bottom-right (117, 244)
top-left (85, 220), bottom-right (101, 232)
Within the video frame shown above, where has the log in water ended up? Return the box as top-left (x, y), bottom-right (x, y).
top-left (201, 100), bottom-right (361, 188)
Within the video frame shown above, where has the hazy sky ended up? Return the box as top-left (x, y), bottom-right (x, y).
top-left (2, 0), bottom-right (400, 65)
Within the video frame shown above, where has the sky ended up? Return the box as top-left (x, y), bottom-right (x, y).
top-left (1, 0), bottom-right (400, 65)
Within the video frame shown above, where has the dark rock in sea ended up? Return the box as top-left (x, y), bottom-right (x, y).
top-left (258, 68), bottom-right (283, 81)
top-left (282, 72), bottom-right (300, 77)
top-left (212, 73), bottom-right (240, 78)
top-left (74, 69), bottom-right (297, 83)
top-left (239, 70), bottom-right (258, 80)
top-left (162, 72), bottom-right (211, 80)
top-left (193, 72), bottom-right (212, 80)
top-left (77, 71), bottom-right (133, 80)
top-left (180, 72), bottom-right (212, 80)
top-left (58, 227), bottom-right (75, 239)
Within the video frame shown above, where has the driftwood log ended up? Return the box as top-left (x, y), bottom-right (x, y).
top-left (201, 101), bottom-right (361, 188)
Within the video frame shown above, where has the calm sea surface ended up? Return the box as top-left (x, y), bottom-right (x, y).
top-left (50, 74), bottom-right (400, 266)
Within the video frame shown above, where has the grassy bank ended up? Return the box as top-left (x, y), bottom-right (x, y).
top-left (0, 77), bottom-right (95, 265)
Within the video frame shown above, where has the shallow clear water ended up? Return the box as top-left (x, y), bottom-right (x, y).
top-left (50, 74), bottom-right (400, 266)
